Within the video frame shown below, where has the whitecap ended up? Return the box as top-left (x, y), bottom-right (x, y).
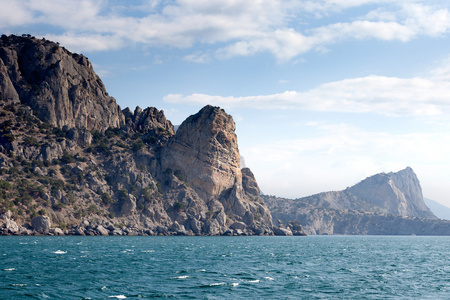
top-left (142, 250), bottom-right (154, 253)
top-left (53, 250), bottom-right (67, 254)
top-left (264, 277), bottom-right (274, 281)
top-left (209, 282), bottom-right (226, 286)
top-left (171, 275), bottom-right (189, 279)
top-left (101, 286), bottom-right (107, 290)
top-left (196, 269), bottom-right (206, 272)
top-left (108, 295), bottom-right (126, 299)
top-left (230, 283), bottom-right (239, 287)
top-left (248, 280), bottom-right (260, 283)
top-left (11, 284), bottom-right (27, 287)
top-left (3, 268), bottom-right (16, 271)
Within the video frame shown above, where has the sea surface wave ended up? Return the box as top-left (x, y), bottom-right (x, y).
top-left (1, 235), bottom-right (450, 299)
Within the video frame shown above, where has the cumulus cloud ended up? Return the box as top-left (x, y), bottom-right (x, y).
top-left (0, 0), bottom-right (34, 28)
top-left (164, 66), bottom-right (450, 117)
top-left (1, 0), bottom-right (450, 60)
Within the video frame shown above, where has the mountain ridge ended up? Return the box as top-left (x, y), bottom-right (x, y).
top-left (0, 34), bottom-right (284, 236)
top-left (264, 167), bottom-right (450, 235)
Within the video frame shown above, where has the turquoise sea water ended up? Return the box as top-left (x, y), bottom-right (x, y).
top-left (1, 236), bottom-right (450, 299)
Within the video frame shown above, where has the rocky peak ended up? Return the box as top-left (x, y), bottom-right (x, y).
top-left (123, 106), bottom-right (174, 136)
top-left (160, 105), bottom-right (273, 234)
top-left (161, 105), bottom-right (241, 200)
top-left (347, 167), bottom-right (436, 219)
top-left (0, 34), bottom-right (124, 132)
top-left (0, 35), bottom-right (275, 236)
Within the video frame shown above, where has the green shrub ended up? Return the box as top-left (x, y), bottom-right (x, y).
top-left (173, 202), bottom-right (185, 212)
top-left (101, 192), bottom-right (113, 204)
top-left (60, 151), bottom-right (74, 164)
top-left (24, 136), bottom-right (39, 146)
top-left (131, 140), bottom-right (145, 152)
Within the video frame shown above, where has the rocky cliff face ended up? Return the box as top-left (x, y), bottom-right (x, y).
top-left (265, 167), bottom-right (442, 235)
top-left (0, 34), bottom-right (274, 236)
top-left (162, 106), bottom-right (241, 200)
top-left (161, 105), bottom-right (273, 235)
top-left (0, 34), bottom-right (124, 132)
top-left (347, 167), bottom-right (435, 219)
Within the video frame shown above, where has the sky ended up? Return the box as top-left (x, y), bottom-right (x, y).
top-left (2, 0), bottom-right (450, 206)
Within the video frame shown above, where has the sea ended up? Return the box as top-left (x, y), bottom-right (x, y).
top-left (1, 235), bottom-right (450, 299)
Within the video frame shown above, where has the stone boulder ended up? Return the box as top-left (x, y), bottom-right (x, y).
top-left (273, 227), bottom-right (293, 236)
top-left (31, 215), bottom-right (51, 234)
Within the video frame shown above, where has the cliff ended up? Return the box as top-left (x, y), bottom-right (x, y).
top-left (0, 34), bottom-right (274, 236)
top-left (264, 168), bottom-right (448, 235)
top-left (0, 34), bottom-right (123, 131)
top-left (347, 167), bottom-right (435, 219)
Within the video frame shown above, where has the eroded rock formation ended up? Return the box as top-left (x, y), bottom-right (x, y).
top-left (0, 34), bottom-right (124, 132)
top-left (0, 34), bottom-right (274, 236)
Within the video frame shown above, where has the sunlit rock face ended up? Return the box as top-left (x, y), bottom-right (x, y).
top-left (161, 106), bottom-right (274, 234)
top-left (347, 167), bottom-right (436, 219)
top-left (161, 105), bottom-right (242, 200)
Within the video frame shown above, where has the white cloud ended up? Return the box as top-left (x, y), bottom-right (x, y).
top-left (1, 0), bottom-right (450, 61)
top-left (0, 0), bottom-right (33, 28)
top-left (43, 33), bottom-right (124, 52)
top-left (164, 67), bottom-right (450, 117)
top-left (183, 53), bottom-right (211, 63)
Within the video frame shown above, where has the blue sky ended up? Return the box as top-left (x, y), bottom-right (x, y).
top-left (2, 0), bottom-right (450, 206)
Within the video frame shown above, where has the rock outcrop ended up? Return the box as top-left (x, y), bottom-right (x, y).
top-left (31, 215), bottom-right (51, 234)
top-left (0, 34), bottom-right (274, 236)
top-left (347, 167), bottom-right (435, 219)
top-left (161, 105), bottom-right (241, 200)
top-left (161, 105), bottom-right (273, 235)
top-left (265, 167), bottom-right (445, 235)
top-left (0, 34), bottom-right (124, 132)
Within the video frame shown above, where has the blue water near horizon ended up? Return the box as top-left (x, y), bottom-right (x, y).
top-left (1, 235), bottom-right (450, 299)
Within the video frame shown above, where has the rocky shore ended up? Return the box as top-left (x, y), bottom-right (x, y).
top-left (0, 210), bottom-right (306, 236)
top-left (0, 35), bottom-right (291, 236)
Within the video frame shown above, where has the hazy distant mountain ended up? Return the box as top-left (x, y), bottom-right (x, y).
top-left (424, 198), bottom-right (450, 220)
top-left (264, 167), bottom-right (450, 235)
top-left (347, 167), bottom-right (436, 219)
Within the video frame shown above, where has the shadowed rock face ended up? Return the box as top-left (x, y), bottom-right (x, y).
top-left (0, 34), bottom-right (124, 132)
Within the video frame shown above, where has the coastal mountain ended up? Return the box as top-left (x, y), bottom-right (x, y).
top-left (424, 198), bottom-right (450, 220)
top-left (0, 34), bottom-right (277, 236)
top-left (347, 167), bottom-right (435, 219)
top-left (264, 168), bottom-right (450, 235)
